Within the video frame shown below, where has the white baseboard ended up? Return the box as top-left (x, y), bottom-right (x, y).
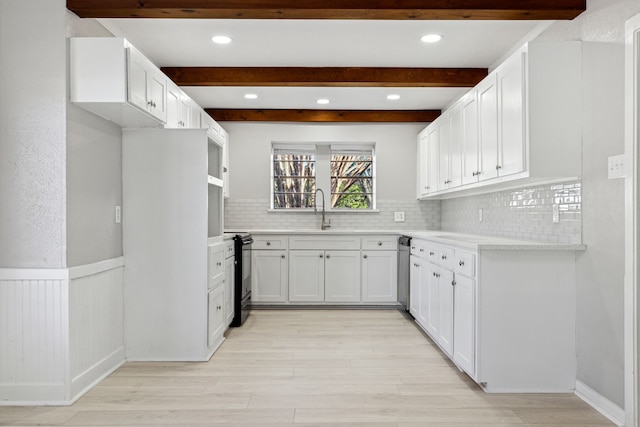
top-left (70, 347), bottom-right (125, 403)
top-left (575, 380), bottom-right (625, 426)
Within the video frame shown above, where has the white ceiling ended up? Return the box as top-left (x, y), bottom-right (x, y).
top-left (99, 18), bottom-right (549, 111)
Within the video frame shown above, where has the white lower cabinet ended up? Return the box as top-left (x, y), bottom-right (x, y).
top-left (289, 251), bottom-right (325, 302)
top-left (324, 251), bottom-right (361, 303)
top-left (252, 249), bottom-right (288, 302)
top-left (453, 274), bottom-right (475, 376)
top-left (207, 285), bottom-right (225, 348)
top-left (361, 250), bottom-right (398, 302)
top-left (409, 237), bottom-right (577, 393)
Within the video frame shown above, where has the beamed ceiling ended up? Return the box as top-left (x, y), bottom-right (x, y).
top-left (68, 0), bottom-right (587, 122)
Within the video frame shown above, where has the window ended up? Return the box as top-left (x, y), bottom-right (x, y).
top-left (272, 147), bottom-right (315, 209)
top-left (331, 148), bottom-right (374, 210)
top-left (272, 144), bottom-right (375, 211)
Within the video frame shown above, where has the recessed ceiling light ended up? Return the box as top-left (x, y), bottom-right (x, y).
top-left (211, 35), bottom-right (232, 44)
top-left (421, 34), bottom-right (443, 43)
top-left (244, 93), bottom-right (258, 99)
top-left (316, 98), bottom-right (330, 105)
top-left (387, 94), bottom-right (401, 101)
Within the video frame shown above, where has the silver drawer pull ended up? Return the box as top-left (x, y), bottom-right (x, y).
top-left (363, 254), bottom-right (368, 259)
top-left (326, 254), bottom-right (331, 259)
top-left (281, 255), bottom-right (285, 259)
top-left (377, 242), bottom-right (382, 246)
top-left (441, 255), bottom-right (447, 260)
top-left (266, 241), bottom-right (271, 246)
top-left (459, 260), bottom-right (465, 266)
top-left (429, 251), bottom-right (434, 256)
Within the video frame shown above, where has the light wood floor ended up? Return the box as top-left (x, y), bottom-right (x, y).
top-left (1, 309), bottom-right (614, 426)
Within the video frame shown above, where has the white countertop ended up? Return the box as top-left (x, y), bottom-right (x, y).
top-left (224, 229), bottom-right (586, 251)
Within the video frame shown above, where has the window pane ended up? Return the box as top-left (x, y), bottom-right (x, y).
top-left (273, 151), bottom-right (316, 209)
top-left (330, 152), bottom-right (374, 209)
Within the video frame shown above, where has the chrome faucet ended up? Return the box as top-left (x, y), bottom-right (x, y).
top-left (314, 188), bottom-right (331, 230)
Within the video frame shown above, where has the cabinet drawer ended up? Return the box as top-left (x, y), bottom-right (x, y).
top-left (289, 235), bottom-right (360, 250)
top-left (455, 250), bottom-right (475, 277)
top-left (252, 235), bottom-right (288, 250)
top-left (410, 239), bottom-right (428, 257)
top-left (208, 246), bottom-right (225, 288)
top-left (438, 246), bottom-right (456, 270)
top-left (362, 235), bottom-right (398, 250)
top-left (224, 241), bottom-right (235, 258)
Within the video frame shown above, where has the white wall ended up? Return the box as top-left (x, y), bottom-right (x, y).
top-left (222, 122), bottom-right (441, 230)
top-left (0, 0), bottom-right (67, 268)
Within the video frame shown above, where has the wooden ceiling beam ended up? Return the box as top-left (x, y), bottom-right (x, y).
top-left (163, 67), bottom-right (488, 88)
top-left (205, 109), bottom-right (440, 123)
top-left (67, 0), bottom-right (585, 20)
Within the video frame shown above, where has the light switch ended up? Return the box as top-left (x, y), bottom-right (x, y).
top-left (115, 205), bottom-right (121, 224)
top-left (394, 211), bottom-right (405, 222)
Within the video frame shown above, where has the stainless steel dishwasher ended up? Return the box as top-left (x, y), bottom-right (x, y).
top-left (397, 235), bottom-right (412, 314)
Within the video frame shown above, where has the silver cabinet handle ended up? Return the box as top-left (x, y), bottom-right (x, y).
top-left (429, 251), bottom-right (434, 256)
top-left (496, 165), bottom-right (502, 170)
top-left (217, 305), bottom-right (222, 310)
top-left (320, 254), bottom-right (323, 258)
top-left (459, 260), bottom-right (465, 266)
top-left (377, 242), bottom-right (382, 246)
top-left (326, 254), bottom-right (331, 259)
top-left (419, 248), bottom-right (424, 252)
top-left (452, 281), bottom-right (456, 287)
top-left (281, 254), bottom-right (285, 259)
top-left (441, 255), bottom-right (447, 260)
top-left (363, 254), bottom-right (368, 259)
top-left (266, 241), bottom-right (271, 246)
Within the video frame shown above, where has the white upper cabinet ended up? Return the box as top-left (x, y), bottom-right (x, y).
top-left (461, 90), bottom-right (479, 185)
top-left (70, 38), bottom-right (168, 127)
top-left (497, 51), bottom-right (526, 178)
top-left (477, 74), bottom-right (499, 182)
top-left (127, 46), bottom-right (167, 123)
top-left (418, 41), bottom-right (582, 198)
top-left (416, 129), bottom-right (429, 197)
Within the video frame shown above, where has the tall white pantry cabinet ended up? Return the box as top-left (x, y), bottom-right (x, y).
top-left (123, 128), bottom-right (225, 361)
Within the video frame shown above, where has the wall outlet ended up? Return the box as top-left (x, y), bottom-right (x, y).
top-left (115, 205), bottom-right (121, 224)
top-left (394, 211), bottom-right (405, 222)
top-left (608, 154), bottom-right (625, 179)
top-left (478, 208), bottom-right (483, 222)
top-left (552, 204), bottom-right (560, 223)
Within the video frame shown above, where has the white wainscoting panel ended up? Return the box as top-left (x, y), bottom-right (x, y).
top-left (69, 261), bottom-right (125, 399)
top-left (0, 276), bottom-right (69, 403)
top-left (0, 258), bottom-right (125, 405)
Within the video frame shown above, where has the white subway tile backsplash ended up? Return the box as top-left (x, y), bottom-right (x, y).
top-left (224, 199), bottom-right (441, 231)
top-left (440, 180), bottom-right (582, 244)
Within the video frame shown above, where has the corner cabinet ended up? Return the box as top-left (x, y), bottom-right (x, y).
top-left (122, 128), bottom-right (225, 361)
top-left (417, 41), bottom-right (582, 198)
top-left (409, 237), bottom-right (577, 393)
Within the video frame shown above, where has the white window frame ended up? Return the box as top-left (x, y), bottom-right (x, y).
top-left (270, 142), bottom-right (377, 212)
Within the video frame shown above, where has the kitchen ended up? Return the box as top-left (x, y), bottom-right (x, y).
top-left (0, 0), bottom-right (639, 426)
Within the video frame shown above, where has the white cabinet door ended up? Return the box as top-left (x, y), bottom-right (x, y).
top-left (252, 250), bottom-right (288, 302)
top-left (438, 268), bottom-right (455, 357)
top-left (166, 84), bottom-right (181, 128)
top-left (477, 74), bottom-right (499, 181)
top-left (127, 47), bottom-right (167, 123)
top-left (409, 256), bottom-right (422, 318)
top-left (208, 246), bottom-right (224, 289)
top-left (325, 251), bottom-right (361, 302)
top-left (362, 250), bottom-right (398, 302)
top-left (424, 263), bottom-right (440, 337)
top-left (461, 91), bottom-right (479, 185)
top-left (222, 129), bottom-right (230, 199)
top-left (453, 274), bottom-right (475, 376)
top-left (207, 286), bottom-right (225, 348)
top-left (147, 69), bottom-right (167, 122)
top-left (438, 112), bottom-right (451, 191)
top-left (448, 103), bottom-right (463, 189)
top-left (224, 254), bottom-right (235, 327)
top-left (127, 48), bottom-right (149, 113)
top-left (289, 251), bottom-right (324, 302)
top-left (498, 51), bottom-right (526, 177)
top-left (427, 125), bottom-right (440, 193)
top-left (417, 131), bottom-right (429, 197)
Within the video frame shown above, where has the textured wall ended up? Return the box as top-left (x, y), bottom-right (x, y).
top-left (225, 199), bottom-right (441, 231)
top-left (441, 181), bottom-right (582, 244)
top-left (0, 0), bottom-right (68, 268)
